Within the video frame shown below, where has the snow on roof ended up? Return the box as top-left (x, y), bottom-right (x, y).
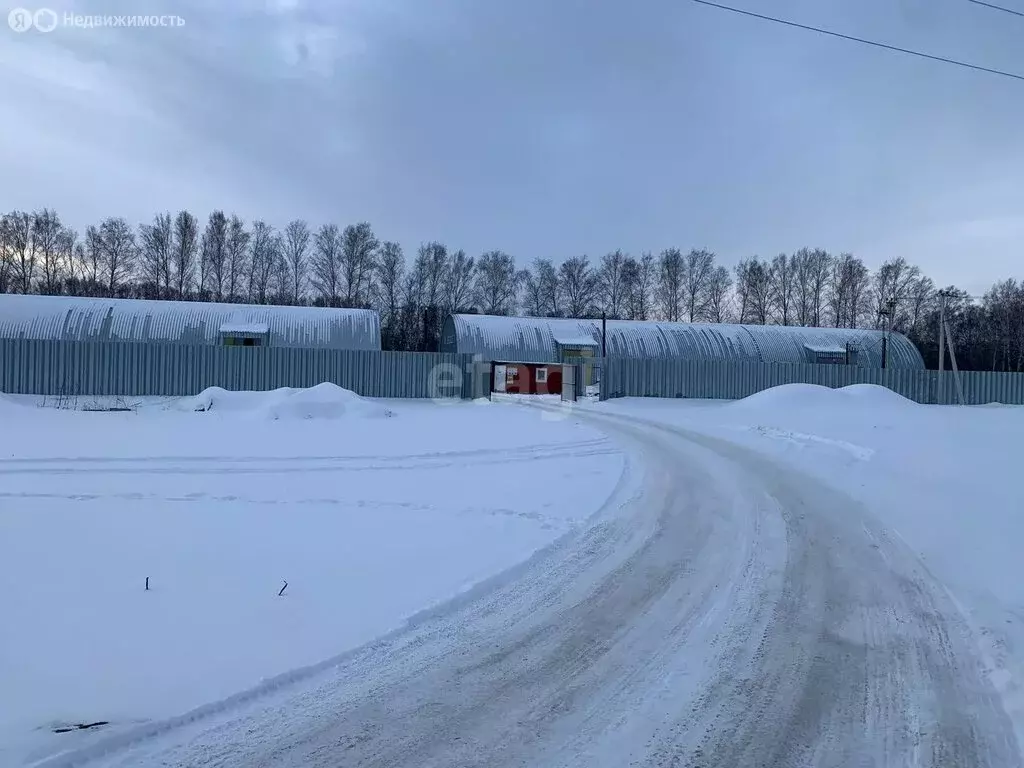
top-left (219, 322), bottom-right (270, 335)
top-left (442, 314), bottom-right (925, 369)
top-left (0, 295), bottom-right (381, 350)
top-left (803, 344), bottom-right (847, 354)
top-left (553, 335), bottom-right (600, 347)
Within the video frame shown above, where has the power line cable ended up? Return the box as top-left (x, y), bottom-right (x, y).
top-left (690, 0), bottom-right (1024, 82)
top-left (966, 0), bottom-right (1024, 19)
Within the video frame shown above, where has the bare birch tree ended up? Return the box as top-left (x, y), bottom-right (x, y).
top-left (341, 222), bottom-right (379, 306)
top-left (172, 211), bottom-right (198, 298)
top-left (621, 251), bottom-right (656, 320)
top-left (520, 265), bottom-right (546, 317)
top-left (792, 248), bottom-right (815, 326)
top-left (735, 256), bottom-right (773, 324)
top-left (3, 211), bottom-right (35, 293)
top-left (534, 258), bottom-right (561, 316)
top-left (474, 250), bottom-right (519, 315)
top-left (770, 253), bottom-right (795, 325)
top-left (201, 211), bottom-right (228, 299)
top-left (0, 220), bottom-right (12, 294)
top-left (705, 265), bottom-right (733, 323)
top-left (374, 241), bottom-right (405, 348)
top-left (444, 249), bottom-right (476, 312)
top-left (139, 213), bottom-right (173, 297)
top-left (247, 220), bottom-right (276, 304)
top-left (281, 219), bottom-right (310, 304)
top-left (98, 217), bottom-right (137, 296)
top-left (808, 248), bottom-right (832, 326)
top-left (310, 223), bottom-right (343, 306)
top-left (599, 250), bottom-right (628, 318)
top-left (223, 216), bottom-right (250, 301)
top-left (82, 225), bottom-right (104, 295)
top-left (657, 247), bottom-right (685, 321)
top-left (872, 257), bottom-right (922, 329)
top-left (33, 209), bottom-right (66, 295)
top-left (559, 255), bottom-right (600, 318)
top-left (682, 248), bottom-right (715, 322)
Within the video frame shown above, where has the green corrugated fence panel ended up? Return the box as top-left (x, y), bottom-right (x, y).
top-left (600, 356), bottom-right (1024, 405)
top-left (0, 339), bottom-right (472, 399)
top-left (13, 339), bottom-right (1021, 404)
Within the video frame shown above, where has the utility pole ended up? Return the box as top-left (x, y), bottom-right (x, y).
top-left (941, 297), bottom-right (966, 406)
top-left (938, 291), bottom-right (946, 404)
top-left (600, 312), bottom-right (607, 399)
top-left (879, 299), bottom-right (896, 369)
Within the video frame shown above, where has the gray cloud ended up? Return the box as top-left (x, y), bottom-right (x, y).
top-left (1, 0), bottom-right (1022, 294)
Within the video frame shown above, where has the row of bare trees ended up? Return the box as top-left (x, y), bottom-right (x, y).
top-left (1, 208), bottom-right (1022, 370)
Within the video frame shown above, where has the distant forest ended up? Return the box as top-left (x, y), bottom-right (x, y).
top-left (0, 208), bottom-right (1021, 371)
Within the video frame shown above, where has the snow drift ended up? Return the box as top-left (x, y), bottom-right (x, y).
top-left (730, 382), bottom-right (916, 411)
top-left (180, 383), bottom-right (394, 420)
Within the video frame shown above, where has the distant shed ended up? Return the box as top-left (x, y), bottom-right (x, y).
top-left (441, 313), bottom-right (925, 369)
top-left (0, 294), bottom-right (381, 350)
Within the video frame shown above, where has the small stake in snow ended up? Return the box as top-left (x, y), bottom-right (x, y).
top-left (145, 577), bottom-right (149, 591)
top-left (278, 580), bottom-right (288, 597)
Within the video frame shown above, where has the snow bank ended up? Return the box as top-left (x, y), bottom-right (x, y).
top-left (260, 383), bottom-right (393, 421)
top-left (835, 383), bottom-right (917, 406)
top-left (0, 392), bottom-right (25, 412)
top-left (729, 383), bottom-right (841, 410)
top-left (730, 382), bottom-right (916, 411)
top-left (180, 383), bottom-right (393, 420)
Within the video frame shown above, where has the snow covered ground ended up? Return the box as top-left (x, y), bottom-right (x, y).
top-left (586, 385), bottom-right (1024, 746)
top-left (0, 387), bottom-right (624, 767)
top-left (6, 382), bottom-right (1023, 767)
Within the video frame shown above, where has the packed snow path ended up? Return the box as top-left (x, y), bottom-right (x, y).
top-left (57, 405), bottom-right (1022, 768)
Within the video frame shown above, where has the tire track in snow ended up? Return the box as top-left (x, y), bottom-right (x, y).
top-left (0, 491), bottom-right (574, 528)
top-left (0, 441), bottom-right (617, 477)
top-left (0, 439), bottom-right (608, 465)
top-left (33, 406), bottom-right (1023, 768)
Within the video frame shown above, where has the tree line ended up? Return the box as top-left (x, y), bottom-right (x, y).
top-left (1, 208), bottom-right (1022, 371)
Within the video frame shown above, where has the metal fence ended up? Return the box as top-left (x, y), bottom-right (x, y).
top-left (0, 339), bottom-right (475, 399)
top-left (601, 357), bottom-right (1024, 405)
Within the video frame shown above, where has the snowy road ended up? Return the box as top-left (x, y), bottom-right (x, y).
top-left (52, 405), bottom-right (1022, 767)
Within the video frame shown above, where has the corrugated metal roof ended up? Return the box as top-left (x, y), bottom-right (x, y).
top-left (554, 335), bottom-right (600, 347)
top-left (442, 314), bottom-right (925, 369)
top-left (0, 294), bottom-right (381, 350)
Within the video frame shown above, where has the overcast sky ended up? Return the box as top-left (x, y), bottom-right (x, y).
top-left (1, 0), bottom-right (1022, 296)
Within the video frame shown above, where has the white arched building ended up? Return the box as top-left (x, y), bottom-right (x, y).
top-left (440, 313), bottom-right (925, 369)
top-left (0, 294), bottom-right (381, 350)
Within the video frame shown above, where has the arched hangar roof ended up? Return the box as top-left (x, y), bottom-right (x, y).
top-left (0, 294), bottom-right (381, 350)
top-left (441, 314), bottom-right (925, 369)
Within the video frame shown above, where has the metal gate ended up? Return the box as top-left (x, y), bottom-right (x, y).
top-left (561, 364), bottom-right (578, 402)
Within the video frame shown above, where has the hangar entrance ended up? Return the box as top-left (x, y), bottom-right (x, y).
top-left (554, 335), bottom-right (600, 392)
